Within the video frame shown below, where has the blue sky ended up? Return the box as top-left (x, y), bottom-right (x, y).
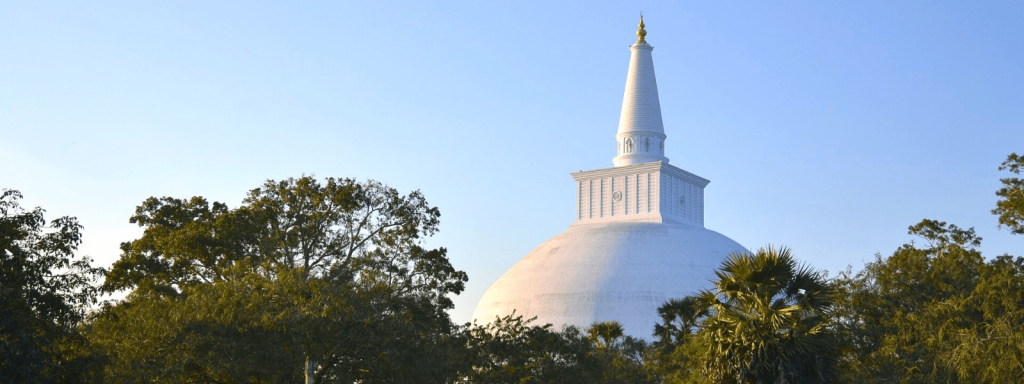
top-left (2, 1), bottom-right (1022, 324)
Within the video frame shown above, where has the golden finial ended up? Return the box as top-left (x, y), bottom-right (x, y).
top-left (636, 14), bottom-right (647, 44)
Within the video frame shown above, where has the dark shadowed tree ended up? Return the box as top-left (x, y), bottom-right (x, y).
top-left (462, 313), bottom-right (603, 384)
top-left (0, 189), bottom-right (103, 384)
top-left (585, 321), bottom-right (659, 384)
top-left (461, 315), bottom-right (660, 384)
top-left (652, 296), bottom-right (713, 384)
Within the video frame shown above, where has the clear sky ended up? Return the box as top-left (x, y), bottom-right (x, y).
top-left (2, 1), bottom-right (1022, 324)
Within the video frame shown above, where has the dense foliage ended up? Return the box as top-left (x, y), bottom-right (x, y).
top-left (832, 220), bottom-right (1024, 383)
top-left (653, 246), bottom-right (837, 384)
top-left (90, 177), bottom-right (469, 383)
top-left (3, 152), bottom-right (1021, 383)
top-left (0, 189), bottom-right (103, 384)
top-left (994, 153), bottom-right (1024, 235)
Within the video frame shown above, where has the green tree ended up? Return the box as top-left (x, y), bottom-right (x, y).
top-left (657, 246), bottom-right (837, 384)
top-left (833, 220), bottom-right (986, 384)
top-left (463, 313), bottom-right (602, 384)
top-left (833, 153), bottom-right (1024, 384)
top-left (89, 177), bottom-right (467, 383)
top-left (0, 189), bottom-right (103, 383)
top-left (652, 297), bottom-right (713, 384)
top-left (585, 321), bottom-right (659, 384)
top-left (941, 254), bottom-right (1024, 382)
top-left (835, 220), bottom-right (1024, 384)
top-left (461, 315), bottom-right (661, 384)
top-left (587, 320), bottom-right (625, 349)
top-left (993, 152), bottom-right (1024, 235)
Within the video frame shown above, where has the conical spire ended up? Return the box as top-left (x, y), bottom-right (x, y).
top-left (613, 15), bottom-right (669, 167)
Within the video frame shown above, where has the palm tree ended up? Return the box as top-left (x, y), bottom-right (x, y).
top-left (587, 321), bottom-right (625, 349)
top-left (658, 245), bottom-right (836, 384)
top-left (654, 296), bottom-right (708, 348)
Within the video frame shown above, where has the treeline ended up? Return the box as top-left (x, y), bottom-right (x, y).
top-left (1, 153), bottom-right (1021, 384)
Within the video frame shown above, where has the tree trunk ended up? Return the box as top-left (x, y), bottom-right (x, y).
top-left (304, 355), bottom-right (316, 384)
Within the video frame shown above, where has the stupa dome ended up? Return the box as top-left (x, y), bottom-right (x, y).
top-left (472, 221), bottom-right (747, 337)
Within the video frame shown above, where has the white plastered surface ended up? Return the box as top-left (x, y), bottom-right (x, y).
top-left (472, 222), bottom-right (747, 339)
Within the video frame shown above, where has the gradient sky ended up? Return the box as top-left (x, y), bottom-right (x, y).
top-left (2, 1), bottom-right (1022, 324)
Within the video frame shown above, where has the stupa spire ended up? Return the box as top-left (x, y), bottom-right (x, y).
top-left (636, 14), bottom-right (647, 44)
top-left (613, 15), bottom-right (669, 167)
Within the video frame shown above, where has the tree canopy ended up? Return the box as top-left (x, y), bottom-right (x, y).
top-left (91, 177), bottom-right (468, 383)
top-left (0, 189), bottom-right (103, 383)
top-left (6, 151), bottom-right (1022, 383)
top-left (832, 219), bottom-right (1024, 383)
top-left (993, 152), bottom-right (1024, 235)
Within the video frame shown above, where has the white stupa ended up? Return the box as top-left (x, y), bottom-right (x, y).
top-left (472, 17), bottom-right (748, 338)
